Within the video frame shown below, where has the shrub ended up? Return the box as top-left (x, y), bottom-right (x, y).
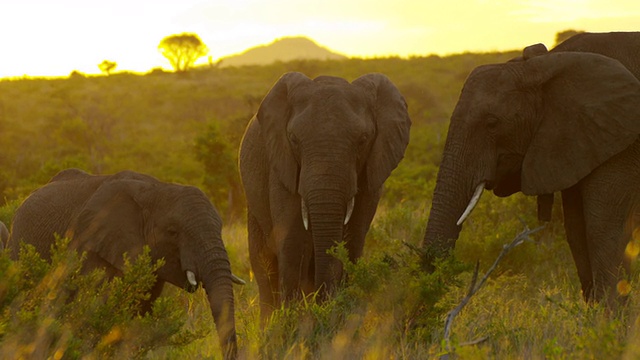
top-left (0, 239), bottom-right (197, 359)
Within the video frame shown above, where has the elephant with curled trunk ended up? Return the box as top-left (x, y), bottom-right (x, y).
top-left (9, 168), bottom-right (241, 359)
top-left (239, 72), bottom-right (411, 321)
top-left (512, 31), bottom-right (640, 222)
top-left (422, 50), bottom-right (640, 307)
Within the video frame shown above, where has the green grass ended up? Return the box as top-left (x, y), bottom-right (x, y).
top-left (198, 200), bottom-right (640, 359)
top-left (1, 198), bottom-right (639, 359)
top-left (1, 54), bottom-right (639, 358)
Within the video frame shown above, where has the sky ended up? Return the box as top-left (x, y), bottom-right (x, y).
top-left (1, 0), bottom-right (639, 78)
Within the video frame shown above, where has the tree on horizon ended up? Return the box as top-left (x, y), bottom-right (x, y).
top-left (98, 60), bottom-right (117, 75)
top-left (158, 33), bottom-right (208, 72)
top-left (554, 29), bottom-right (585, 47)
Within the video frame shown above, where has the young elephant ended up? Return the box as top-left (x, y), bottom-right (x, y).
top-left (9, 168), bottom-right (240, 359)
top-left (239, 72), bottom-right (411, 321)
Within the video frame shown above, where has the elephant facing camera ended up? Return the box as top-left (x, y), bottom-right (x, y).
top-left (239, 72), bottom-right (411, 322)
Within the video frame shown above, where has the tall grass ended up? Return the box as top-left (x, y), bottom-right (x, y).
top-left (1, 199), bottom-right (639, 358)
top-left (214, 197), bottom-right (640, 359)
top-left (1, 54), bottom-right (639, 358)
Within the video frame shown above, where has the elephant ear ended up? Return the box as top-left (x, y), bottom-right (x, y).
top-left (257, 72), bottom-right (313, 193)
top-left (521, 52), bottom-right (640, 194)
top-left (522, 43), bottom-right (548, 59)
top-left (70, 179), bottom-right (155, 270)
top-left (353, 73), bottom-right (412, 191)
top-left (509, 43), bottom-right (548, 62)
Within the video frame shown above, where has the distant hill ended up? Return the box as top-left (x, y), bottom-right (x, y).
top-left (218, 37), bottom-right (347, 67)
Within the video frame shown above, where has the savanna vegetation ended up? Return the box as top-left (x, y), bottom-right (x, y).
top-left (1, 51), bottom-right (640, 359)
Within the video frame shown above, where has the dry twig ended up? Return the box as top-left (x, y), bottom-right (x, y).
top-left (440, 220), bottom-right (544, 358)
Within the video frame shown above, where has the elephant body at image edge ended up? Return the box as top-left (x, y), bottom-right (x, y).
top-left (9, 168), bottom-right (239, 359)
top-left (423, 35), bottom-right (640, 308)
top-left (0, 221), bottom-right (8, 249)
top-left (516, 32), bottom-right (640, 222)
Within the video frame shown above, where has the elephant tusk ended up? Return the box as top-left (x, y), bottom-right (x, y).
top-left (457, 183), bottom-right (485, 226)
top-left (301, 198), bottom-right (309, 230)
top-left (344, 197), bottom-right (355, 225)
top-left (231, 273), bottom-right (247, 285)
top-left (186, 270), bottom-right (198, 286)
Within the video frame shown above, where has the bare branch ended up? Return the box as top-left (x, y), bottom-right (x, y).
top-left (440, 222), bottom-right (544, 357)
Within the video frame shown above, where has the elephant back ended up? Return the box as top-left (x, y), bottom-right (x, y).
top-left (9, 176), bottom-right (105, 260)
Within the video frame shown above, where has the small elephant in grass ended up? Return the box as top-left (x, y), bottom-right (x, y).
top-left (9, 168), bottom-right (243, 359)
top-left (239, 72), bottom-right (411, 321)
top-left (423, 48), bottom-right (640, 307)
top-left (511, 32), bottom-right (640, 222)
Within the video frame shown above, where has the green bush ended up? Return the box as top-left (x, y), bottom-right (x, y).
top-left (0, 239), bottom-right (196, 359)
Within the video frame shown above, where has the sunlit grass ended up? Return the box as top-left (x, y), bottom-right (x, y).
top-left (1, 52), bottom-right (639, 357)
top-left (2, 193), bottom-right (640, 359)
top-left (208, 198), bottom-right (640, 359)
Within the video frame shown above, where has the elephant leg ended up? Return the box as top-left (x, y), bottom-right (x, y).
top-left (580, 153), bottom-right (639, 307)
top-left (278, 229), bottom-right (313, 302)
top-left (537, 193), bottom-right (554, 222)
top-left (344, 189), bottom-right (381, 262)
top-left (561, 185), bottom-right (594, 302)
top-left (248, 213), bottom-right (279, 323)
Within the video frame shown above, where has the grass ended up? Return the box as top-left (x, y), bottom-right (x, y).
top-left (1, 198), bottom-right (640, 359)
top-left (2, 51), bottom-right (637, 358)
top-left (217, 198), bottom-right (640, 359)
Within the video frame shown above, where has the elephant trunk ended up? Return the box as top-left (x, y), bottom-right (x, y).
top-left (199, 244), bottom-right (237, 359)
top-left (423, 137), bottom-right (481, 265)
top-left (306, 189), bottom-right (347, 299)
top-left (185, 214), bottom-right (237, 360)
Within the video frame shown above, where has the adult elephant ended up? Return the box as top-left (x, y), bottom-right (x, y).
top-left (513, 32), bottom-right (640, 222)
top-left (9, 168), bottom-right (241, 359)
top-left (239, 72), bottom-right (411, 320)
top-left (422, 51), bottom-right (640, 307)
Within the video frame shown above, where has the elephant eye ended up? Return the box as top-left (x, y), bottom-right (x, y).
top-left (166, 226), bottom-right (179, 237)
top-left (485, 116), bottom-right (499, 130)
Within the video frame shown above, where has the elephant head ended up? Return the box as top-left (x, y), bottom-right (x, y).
top-left (10, 170), bottom-right (239, 359)
top-left (242, 72), bottom-right (410, 304)
top-left (423, 52), bottom-right (640, 260)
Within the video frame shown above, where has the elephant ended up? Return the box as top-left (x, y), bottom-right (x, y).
top-left (512, 32), bottom-right (640, 222)
top-left (0, 221), bottom-right (8, 249)
top-left (239, 72), bottom-right (411, 320)
top-left (422, 51), bottom-right (640, 307)
top-left (9, 168), bottom-right (241, 359)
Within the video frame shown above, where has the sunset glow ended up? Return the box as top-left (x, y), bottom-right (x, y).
top-left (1, 0), bottom-right (638, 78)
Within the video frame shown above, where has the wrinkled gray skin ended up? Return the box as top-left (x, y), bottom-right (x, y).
top-left (513, 32), bottom-right (640, 222)
top-left (239, 72), bottom-right (411, 321)
top-left (0, 221), bottom-right (8, 249)
top-left (423, 51), bottom-right (640, 308)
top-left (9, 169), bottom-right (238, 359)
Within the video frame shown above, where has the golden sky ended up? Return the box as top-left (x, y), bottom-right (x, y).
top-left (1, 0), bottom-right (638, 78)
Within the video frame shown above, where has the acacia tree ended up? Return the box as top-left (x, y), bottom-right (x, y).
top-left (158, 33), bottom-right (208, 72)
top-left (98, 60), bottom-right (117, 75)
